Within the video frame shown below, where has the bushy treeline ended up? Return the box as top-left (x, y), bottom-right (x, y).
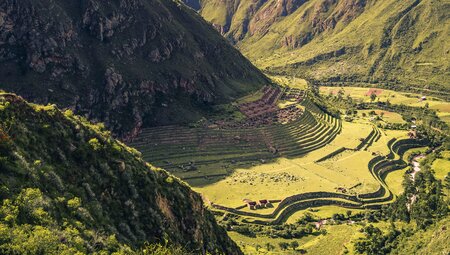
top-left (324, 89), bottom-right (449, 145)
top-left (354, 149), bottom-right (450, 255)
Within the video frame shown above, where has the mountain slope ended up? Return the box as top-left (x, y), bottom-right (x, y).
top-left (391, 217), bottom-right (450, 255)
top-left (0, 92), bottom-right (242, 254)
top-left (191, 0), bottom-right (450, 90)
top-left (0, 0), bottom-right (268, 139)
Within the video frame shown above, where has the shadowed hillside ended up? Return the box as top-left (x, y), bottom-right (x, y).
top-left (0, 0), bottom-right (269, 139)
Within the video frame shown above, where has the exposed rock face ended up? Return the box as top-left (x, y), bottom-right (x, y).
top-left (196, 0), bottom-right (366, 45)
top-left (0, 0), bottom-right (268, 139)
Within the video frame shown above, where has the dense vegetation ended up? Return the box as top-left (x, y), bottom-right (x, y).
top-left (0, 0), bottom-right (268, 138)
top-left (0, 93), bottom-right (242, 254)
top-left (354, 148), bottom-right (450, 255)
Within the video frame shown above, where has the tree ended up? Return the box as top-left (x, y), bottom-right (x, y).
top-left (346, 210), bottom-right (352, 218)
top-left (265, 243), bottom-right (275, 251)
top-left (338, 89), bottom-right (345, 100)
top-left (278, 242), bottom-right (289, 250)
top-left (370, 93), bottom-right (377, 102)
top-left (290, 241), bottom-right (299, 250)
top-left (444, 172), bottom-right (450, 190)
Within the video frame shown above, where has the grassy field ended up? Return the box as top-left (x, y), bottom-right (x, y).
top-left (193, 123), bottom-right (406, 208)
top-left (357, 109), bottom-right (405, 124)
top-left (320, 86), bottom-right (449, 106)
top-left (285, 206), bottom-right (366, 224)
top-left (228, 221), bottom-right (411, 255)
top-left (229, 224), bottom-right (360, 255)
top-left (269, 75), bottom-right (308, 90)
top-left (384, 147), bottom-right (428, 196)
top-left (320, 86), bottom-right (450, 124)
top-left (131, 82), bottom-right (435, 250)
top-left (432, 150), bottom-right (450, 181)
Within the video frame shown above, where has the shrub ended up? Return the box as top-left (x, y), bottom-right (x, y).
top-left (67, 197), bottom-right (82, 210)
top-left (88, 138), bottom-right (102, 151)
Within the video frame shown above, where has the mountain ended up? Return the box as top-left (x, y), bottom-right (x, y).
top-left (0, 92), bottom-right (242, 254)
top-left (0, 0), bottom-right (268, 139)
top-left (189, 0), bottom-right (450, 90)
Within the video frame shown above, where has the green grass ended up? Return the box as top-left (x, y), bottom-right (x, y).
top-left (358, 110), bottom-right (405, 124)
top-left (193, 123), bottom-right (406, 208)
top-left (229, 221), bottom-right (409, 255)
top-left (269, 75), bottom-right (308, 90)
top-left (0, 93), bottom-right (241, 254)
top-left (384, 167), bottom-right (409, 196)
top-left (285, 206), bottom-right (366, 224)
top-left (432, 151), bottom-right (450, 181)
top-left (204, 0), bottom-right (450, 89)
top-left (391, 217), bottom-right (450, 255)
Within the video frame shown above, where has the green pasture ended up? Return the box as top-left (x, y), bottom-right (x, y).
top-left (269, 75), bottom-right (308, 89)
top-left (228, 221), bottom-right (409, 255)
top-left (229, 224), bottom-right (361, 255)
top-left (357, 109), bottom-right (405, 124)
top-left (384, 167), bottom-right (408, 196)
top-left (193, 123), bottom-right (408, 208)
top-left (437, 112), bottom-right (450, 125)
top-left (285, 206), bottom-right (366, 224)
top-left (131, 84), bottom-right (425, 227)
top-left (432, 150), bottom-right (450, 181)
top-left (320, 85), bottom-right (450, 124)
top-left (320, 86), bottom-right (449, 107)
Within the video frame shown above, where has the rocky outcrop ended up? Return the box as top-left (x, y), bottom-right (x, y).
top-left (198, 0), bottom-right (366, 46)
top-left (0, 0), bottom-right (268, 139)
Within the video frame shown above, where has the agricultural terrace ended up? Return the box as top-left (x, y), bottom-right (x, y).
top-left (130, 84), bottom-right (430, 225)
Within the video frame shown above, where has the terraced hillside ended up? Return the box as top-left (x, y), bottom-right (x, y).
top-left (211, 137), bottom-right (429, 224)
top-left (129, 95), bottom-right (342, 180)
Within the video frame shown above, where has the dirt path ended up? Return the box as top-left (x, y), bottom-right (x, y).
top-left (411, 155), bottom-right (425, 181)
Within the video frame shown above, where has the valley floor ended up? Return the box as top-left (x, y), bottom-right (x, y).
top-left (128, 81), bottom-right (449, 254)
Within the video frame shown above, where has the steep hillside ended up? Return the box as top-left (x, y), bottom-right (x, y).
top-left (0, 92), bottom-right (242, 254)
top-left (191, 0), bottom-right (450, 90)
top-left (0, 0), bottom-right (268, 139)
top-left (391, 217), bottom-right (450, 255)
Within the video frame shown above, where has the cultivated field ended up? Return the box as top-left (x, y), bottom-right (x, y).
top-left (319, 86), bottom-right (450, 124)
top-left (127, 82), bottom-right (443, 254)
top-left (130, 84), bottom-right (428, 226)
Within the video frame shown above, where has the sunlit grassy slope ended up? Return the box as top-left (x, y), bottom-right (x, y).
top-left (197, 0), bottom-right (450, 90)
